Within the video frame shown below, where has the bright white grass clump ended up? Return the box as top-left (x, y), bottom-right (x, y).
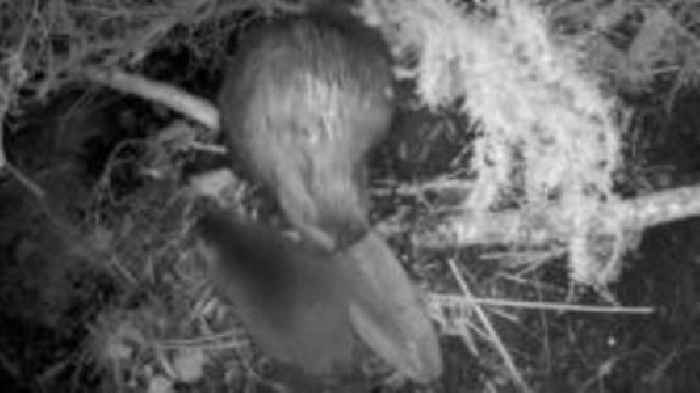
top-left (362, 0), bottom-right (627, 286)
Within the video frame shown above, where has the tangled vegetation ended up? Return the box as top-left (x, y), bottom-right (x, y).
top-left (1, 0), bottom-right (700, 392)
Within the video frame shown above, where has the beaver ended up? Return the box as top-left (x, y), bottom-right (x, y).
top-left (212, 6), bottom-right (442, 385)
top-left (195, 210), bottom-right (443, 384)
top-left (217, 8), bottom-right (394, 251)
top-left (194, 211), bottom-right (361, 379)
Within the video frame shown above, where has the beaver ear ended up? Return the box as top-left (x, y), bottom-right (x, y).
top-left (344, 231), bottom-right (443, 383)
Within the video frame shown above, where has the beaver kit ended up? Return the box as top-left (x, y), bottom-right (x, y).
top-left (198, 6), bottom-right (443, 387)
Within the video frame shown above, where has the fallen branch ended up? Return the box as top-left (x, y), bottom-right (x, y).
top-left (413, 185), bottom-right (700, 248)
top-left (82, 66), bottom-right (219, 131)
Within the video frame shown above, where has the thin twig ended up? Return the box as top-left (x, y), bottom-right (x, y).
top-left (447, 259), bottom-right (532, 393)
top-left (2, 161), bottom-right (46, 199)
top-left (431, 293), bottom-right (655, 314)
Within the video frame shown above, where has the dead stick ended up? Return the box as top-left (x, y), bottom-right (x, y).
top-left (82, 66), bottom-right (220, 131)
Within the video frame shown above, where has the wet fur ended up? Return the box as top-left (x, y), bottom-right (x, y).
top-left (218, 11), bottom-right (394, 251)
top-left (211, 7), bottom-right (442, 384)
top-left (195, 212), bottom-right (361, 376)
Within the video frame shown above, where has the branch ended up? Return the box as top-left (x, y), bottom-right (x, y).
top-left (82, 66), bottom-right (219, 131)
top-left (413, 185), bottom-right (700, 248)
